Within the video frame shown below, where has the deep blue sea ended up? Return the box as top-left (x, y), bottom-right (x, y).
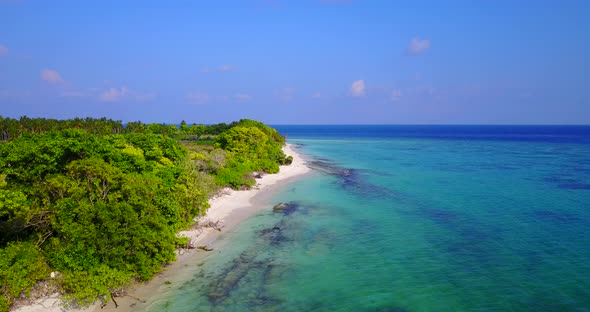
top-left (143, 125), bottom-right (590, 311)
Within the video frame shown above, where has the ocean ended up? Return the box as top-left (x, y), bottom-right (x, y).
top-left (142, 125), bottom-right (590, 311)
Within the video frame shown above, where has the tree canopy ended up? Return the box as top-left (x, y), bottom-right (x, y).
top-left (0, 117), bottom-right (288, 311)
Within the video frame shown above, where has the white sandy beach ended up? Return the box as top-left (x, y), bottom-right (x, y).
top-left (177, 143), bottom-right (311, 251)
top-left (11, 143), bottom-right (310, 312)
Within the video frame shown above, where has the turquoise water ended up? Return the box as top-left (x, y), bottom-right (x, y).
top-left (145, 126), bottom-right (590, 311)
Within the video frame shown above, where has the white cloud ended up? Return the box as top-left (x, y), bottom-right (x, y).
top-left (311, 92), bottom-right (322, 98)
top-left (200, 65), bottom-right (238, 74)
top-left (186, 91), bottom-right (210, 104)
top-left (350, 80), bottom-right (365, 96)
top-left (40, 69), bottom-right (64, 84)
top-left (0, 45), bottom-right (8, 57)
top-left (100, 87), bottom-right (129, 102)
top-left (219, 64), bottom-right (237, 72)
top-left (98, 86), bottom-right (154, 102)
top-left (407, 37), bottom-right (431, 55)
top-left (234, 93), bottom-right (251, 101)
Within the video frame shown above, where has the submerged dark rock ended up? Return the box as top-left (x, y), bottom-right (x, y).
top-left (272, 202), bottom-right (299, 215)
top-left (273, 203), bottom-right (288, 211)
top-left (258, 219), bottom-right (291, 246)
top-left (259, 226), bottom-right (281, 236)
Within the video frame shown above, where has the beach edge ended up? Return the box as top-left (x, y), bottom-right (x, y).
top-left (11, 143), bottom-right (311, 312)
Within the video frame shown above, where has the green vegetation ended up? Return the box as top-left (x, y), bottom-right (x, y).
top-left (213, 120), bottom-right (286, 187)
top-left (0, 117), bottom-right (289, 311)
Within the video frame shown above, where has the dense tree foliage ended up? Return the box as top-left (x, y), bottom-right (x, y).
top-left (213, 120), bottom-right (287, 188)
top-left (0, 116), bottom-right (124, 140)
top-left (184, 119), bottom-right (289, 189)
top-left (0, 117), bottom-right (288, 311)
top-left (0, 116), bottom-right (242, 142)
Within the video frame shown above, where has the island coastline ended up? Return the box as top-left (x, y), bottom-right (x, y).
top-left (12, 143), bottom-right (311, 312)
top-left (177, 142), bottom-right (311, 253)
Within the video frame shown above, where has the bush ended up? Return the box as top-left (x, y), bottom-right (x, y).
top-left (0, 118), bottom-right (286, 309)
top-left (61, 265), bottom-right (131, 306)
top-left (0, 242), bottom-right (50, 310)
top-left (213, 123), bottom-right (285, 189)
top-left (284, 155), bottom-right (294, 165)
top-left (214, 160), bottom-right (256, 189)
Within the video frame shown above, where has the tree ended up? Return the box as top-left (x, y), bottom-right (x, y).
top-left (0, 117), bottom-right (287, 310)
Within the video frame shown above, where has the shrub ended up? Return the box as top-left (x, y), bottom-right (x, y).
top-left (284, 156), bottom-right (294, 165)
top-left (0, 242), bottom-right (50, 310)
top-left (0, 118), bottom-right (286, 309)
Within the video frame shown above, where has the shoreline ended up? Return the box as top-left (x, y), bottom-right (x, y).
top-left (12, 143), bottom-right (311, 312)
top-left (176, 142), bottom-right (311, 253)
top-left (178, 144), bottom-right (311, 258)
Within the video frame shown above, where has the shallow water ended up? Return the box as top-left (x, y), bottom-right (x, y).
top-left (141, 126), bottom-right (590, 311)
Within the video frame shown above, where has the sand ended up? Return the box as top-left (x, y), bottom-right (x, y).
top-left (11, 143), bottom-right (311, 312)
top-left (177, 143), bottom-right (310, 248)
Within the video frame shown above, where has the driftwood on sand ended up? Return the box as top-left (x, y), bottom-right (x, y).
top-left (197, 245), bottom-right (214, 251)
top-left (196, 218), bottom-right (225, 232)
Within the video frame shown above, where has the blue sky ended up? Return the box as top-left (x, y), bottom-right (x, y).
top-left (0, 0), bottom-right (589, 124)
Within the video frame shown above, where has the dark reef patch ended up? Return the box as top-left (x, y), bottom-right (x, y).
top-left (410, 205), bottom-right (506, 268)
top-left (420, 207), bottom-right (459, 224)
top-left (532, 210), bottom-right (585, 224)
top-left (308, 159), bottom-right (354, 177)
top-left (358, 306), bottom-right (411, 312)
top-left (205, 201), bottom-right (313, 307)
top-left (307, 158), bottom-right (395, 198)
top-left (544, 175), bottom-right (590, 190)
top-left (258, 220), bottom-right (291, 246)
top-left (207, 248), bottom-right (260, 304)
